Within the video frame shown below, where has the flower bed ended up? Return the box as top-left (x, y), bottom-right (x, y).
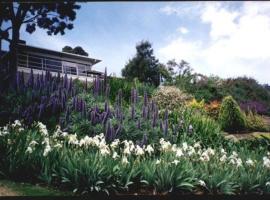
top-left (0, 120), bottom-right (269, 195)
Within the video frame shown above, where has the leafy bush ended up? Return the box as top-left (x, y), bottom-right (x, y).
top-left (186, 98), bottom-right (205, 112)
top-left (245, 111), bottom-right (268, 132)
top-left (205, 100), bottom-right (221, 120)
top-left (218, 96), bottom-right (246, 133)
top-left (153, 86), bottom-right (192, 111)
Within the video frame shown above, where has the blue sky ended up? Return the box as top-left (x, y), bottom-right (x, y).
top-left (3, 1), bottom-right (270, 84)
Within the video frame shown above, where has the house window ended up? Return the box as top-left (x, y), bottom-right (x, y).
top-left (63, 65), bottom-right (77, 75)
top-left (45, 59), bottom-right (62, 73)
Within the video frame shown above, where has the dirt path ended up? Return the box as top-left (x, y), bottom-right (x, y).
top-left (0, 184), bottom-right (18, 196)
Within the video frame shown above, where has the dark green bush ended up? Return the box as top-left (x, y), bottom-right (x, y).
top-left (218, 96), bottom-right (246, 133)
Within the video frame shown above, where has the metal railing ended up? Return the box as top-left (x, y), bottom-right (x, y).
top-left (17, 53), bottom-right (100, 78)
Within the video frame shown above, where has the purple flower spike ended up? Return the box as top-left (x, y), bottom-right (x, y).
top-left (152, 112), bottom-right (157, 128)
top-left (90, 111), bottom-right (96, 125)
top-left (105, 120), bottom-right (112, 142)
top-left (160, 121), bottom-right (163, 131)
top-left (142, 106), bottom-right (147, 119)
top-left (163, 119), bottom-right (168, 136)
top-left (144, 91), bottom-right (148, 106)
top-left (105, 84), bottom-right (110, 98)
top-left (137, 119), bottom-right (141, 129)
top-left (140, 133), bottom-right (148, 147)
top-left (131, 104), bottom-right (135, 119)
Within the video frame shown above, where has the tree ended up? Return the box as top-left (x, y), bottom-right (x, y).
top-left (122, 40), bottom-right (161, 86)
top-left (62, 45), bottom-right (88, 56)
top-left (0, 2), bottom-right (80, 86)
top-left (165, 59), bottom-right (196, 90)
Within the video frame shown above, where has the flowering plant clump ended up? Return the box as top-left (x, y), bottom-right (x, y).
top-left (0, 121), bottom-right (270, 195)
top-left (152, 86), bottom-right (192, 111)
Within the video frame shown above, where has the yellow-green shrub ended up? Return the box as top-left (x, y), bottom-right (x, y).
top-left (245, 110), bottom-right (268, 132)
top-left (186, 98), bottom-right (205, 111)
top-left (218, 96), bottom-right (246, 133)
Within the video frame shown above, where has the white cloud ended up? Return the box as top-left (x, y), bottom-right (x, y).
top-left (158, 2), bottom-right (270, 84)
top-left (177, 27), bottom-right (189, 34)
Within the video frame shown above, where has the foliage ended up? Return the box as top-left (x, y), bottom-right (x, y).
top-left (218, 96), bottom-right (246, 133)
top-left (0, 121), bottom-right (270, 195)
top-left (240, 101), bottom-right (268, 115)
top-left (121, 40), bottom-right (161, 86)
top-left (245, 110), bottom-right (269, 132)
top-left (62, 46), bottom-right (89, 57)
top-left (0, 2), bottom-right (80, 85)
top-left (152, 86), bottom-right (192, 111)
top-left (186, 99), bottom-right (205, 113)
top-left (204, 100), bottom-right (221, 120)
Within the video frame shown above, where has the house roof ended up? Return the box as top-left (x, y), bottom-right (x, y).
top-left (17, 43), bottom-right (101, 66)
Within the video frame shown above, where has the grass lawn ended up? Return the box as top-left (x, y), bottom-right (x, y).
top-left (0, 179), bottom-right (72, 196)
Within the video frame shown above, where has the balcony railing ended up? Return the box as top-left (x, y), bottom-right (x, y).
top-left (17, 53), bottom-right (101, 78)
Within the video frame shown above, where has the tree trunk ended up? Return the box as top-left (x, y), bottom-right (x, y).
top-left (7, 23), bottom-right (20, 87)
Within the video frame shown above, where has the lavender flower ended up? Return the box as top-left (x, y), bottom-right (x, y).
top-left (137, 119), bottom-right (141, 129)
top-left (144, 91), bottom-right (148, 106)
top-left (131, 104), bottom-right (135, 119)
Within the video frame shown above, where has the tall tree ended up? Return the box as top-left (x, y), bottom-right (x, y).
top-left (122, 40), bottom-right (161, 86)
top-left (0, 2), bottom-right (80, 87)
top-left (62, 45), bottom-right (89, 56)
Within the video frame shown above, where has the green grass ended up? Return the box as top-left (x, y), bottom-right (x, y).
top-left (0, 179), bottom-right (73, 196)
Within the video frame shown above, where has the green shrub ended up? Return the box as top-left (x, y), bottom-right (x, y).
top-left (218, 96), bottom-right (246, 133)
top-left (245, 110), bottom-right (268, 132)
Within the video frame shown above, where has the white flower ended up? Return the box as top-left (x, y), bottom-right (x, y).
top-left (145, 145), bottom-right (154, 155)
top-left (110, 139), bottom-right (120, 149)
top-left (266, 182), bottom-right (270, 187)
top-left (79, 139), bottom-right (86, 147)
top-left (43, 145), bottom-right (52, 157)
top-left (193, 142), bottom-right (201, 149)
top-left (156, 159), bottom-right (161, 165)
top-left (68, 134), bottom-right (78, 145)
top-left (160, 139), bottom-right (171, 152)
top-left (176, 148), bottom-right (184, 157)
top-left (220, 148), bottom-right (227, 155)
top-left (26, 146), bottom-right (33, 154)
top-left (263, 157), bottom-right (270, 168)
top-left (246, 159), bottom-right (254, 167)
top-left (61, 132), bottom-right (68, 137)
top-left (121, 156), bottom-right (129, 165)
top-left (206, 148), bottom-right (215, 156)
top-left (200, 152), bottom-right (210, 162)
top-left (182, 142), bottom-right (188, 151)
top-left (187, 146), bottom-right (195, 156)
top-left (100, 147), bottom-right (110, 156)
top-left (236, 158), bottom-right (242, 167)
top-left (12, 120), bottom-right (22, 127)
top-left (198, 180), bottom-right (206, 187)
top-left (112, 152), bottom-right (119, 160)
top-left (171, 159), bottom-right (180, 165)
top-left (123, 147), bottom-right (131, 155)
top-left (232, 151), bottom-right (238, 157)
top-left (29, 140), bottom-right (38, 146)
top-left (171, 144), bottom-right (177, 152)
top-left (54, 143), bottom-right (62, 148)
top-left (37, 122), bottom-right (48, 136)
top-left (220, 154), bottom-right (227, 162)
top-left (135, 145), bottom-right (144, 156)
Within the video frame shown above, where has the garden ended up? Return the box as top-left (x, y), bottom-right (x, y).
top-left (0, 69), bottom-right (270, 196)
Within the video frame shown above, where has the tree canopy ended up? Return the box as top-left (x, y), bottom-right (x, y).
top-left (62, 45), bottom-right (89, 56)
top-left (121, 40), bottom-right (161, 86)
top-left (0, 2), bottom-right (81, 87)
